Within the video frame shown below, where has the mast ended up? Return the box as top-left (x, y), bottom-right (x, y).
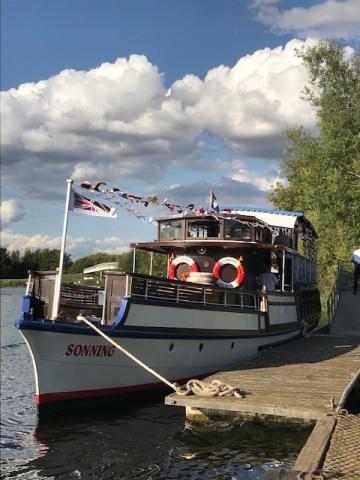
top-left (51, 178), bottom-right (73, 319)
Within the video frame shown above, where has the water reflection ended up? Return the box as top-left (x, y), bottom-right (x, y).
top-left (17, 405), bottom-right (309, 480)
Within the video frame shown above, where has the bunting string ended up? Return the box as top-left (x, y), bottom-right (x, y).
top-left (76, 181), bottom-right (201, 221)
top-left (76, 181), bottom-right (274, 230)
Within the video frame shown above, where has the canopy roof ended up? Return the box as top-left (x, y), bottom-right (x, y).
top-left (83, 262), bottom-right (119, 274)
top-left (228, 207), bottom-right (317, 236)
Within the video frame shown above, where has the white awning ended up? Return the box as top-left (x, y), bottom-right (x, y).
top-left (83, 262), bottom-right (119, 274)
top-left (232, 209), bottom-right (301, 229)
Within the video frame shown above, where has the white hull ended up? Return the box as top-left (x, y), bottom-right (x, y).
top-left (17, 291), bottom-right (312, 409)
top-left (20, 325), bottom-right (300, 406)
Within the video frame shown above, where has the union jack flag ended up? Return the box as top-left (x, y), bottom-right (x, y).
top-left (70, 190), bottom-right (117, 218)
top-left (209, 189), bottom-right (220, 212)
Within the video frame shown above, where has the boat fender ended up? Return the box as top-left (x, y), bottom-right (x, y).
top-left (213, 256), bottom-right (245, 288)
top-left (168, 255), bottom-right (199, 280)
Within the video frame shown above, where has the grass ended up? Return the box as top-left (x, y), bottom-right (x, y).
top-left (0, 273), bottom-right (103, 288)
top-left (0, 278), bottom-right (28, 287)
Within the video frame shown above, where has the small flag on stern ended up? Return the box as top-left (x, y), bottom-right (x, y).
top-left (209, 189), bottom-right (220, 212)
top-left (70, 189), bottom-right (117, 218)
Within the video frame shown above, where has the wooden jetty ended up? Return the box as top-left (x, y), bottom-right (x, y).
top-left (165, 282), bottom-right (360, 478)
top-left (294, 414), bottom-right (360, 478)
top-left (165, 334), bottom-right (360, 423)
top-left (165, 288), bottom-right (360, 423)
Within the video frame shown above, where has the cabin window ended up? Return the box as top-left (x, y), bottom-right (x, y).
top-left (256, 227), bottom-right (264, 242)
top-left (159, 220), bottom-right (183, 240)
top-left (187, 220), bottom-right (220, 238)
top-left (256, 227), bottom-right (272, 244)
top-left (225, 220), bottom-right (251, 240)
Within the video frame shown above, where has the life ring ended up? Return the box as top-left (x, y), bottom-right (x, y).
top-left (168, 255), bottom-right (199, 280)
top-left (213, 257), bottom-right (245, 288)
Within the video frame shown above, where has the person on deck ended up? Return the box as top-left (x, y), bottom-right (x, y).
top-left (273, 229), bottom-right (290, 247)
top-left (351, 247), bottom-right (360, 294)
top-left (256, 263), bottom-right (278, 292)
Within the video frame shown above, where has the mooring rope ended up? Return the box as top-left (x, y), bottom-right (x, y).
top-left (77, 315), bottom-right (243, 398)
top-left (175, 379), bottom-right (244, 398)
top-left (78, 315), bottom-right (177, 391)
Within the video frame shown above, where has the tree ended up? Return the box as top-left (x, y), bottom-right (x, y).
top-left (0, 248), bottom-right (72, 279)
top-left (69, 252), bottom-right (119, 273)
top-left (0, 248), bottom-right (12, 278)
top-left (269, 40), bottom-right (360, 296)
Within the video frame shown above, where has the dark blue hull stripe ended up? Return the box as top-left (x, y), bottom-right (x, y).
top-left (16, 318), bottom-right (299, 340)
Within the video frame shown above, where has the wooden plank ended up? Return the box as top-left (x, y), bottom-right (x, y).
top-left (294, 417), bottom-right (336, 473)
top-left (165, 335), bottom-right (360, 422)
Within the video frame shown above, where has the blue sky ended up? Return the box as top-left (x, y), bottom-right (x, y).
top-left (1, 0), bottom-right (310, 89)
top-left (1, 0), bottom-right (359, 258)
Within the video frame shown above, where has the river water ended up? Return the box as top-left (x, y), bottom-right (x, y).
top-left (1, 287), bottom-right (310, 479)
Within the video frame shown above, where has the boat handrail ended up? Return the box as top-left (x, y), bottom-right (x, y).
top-left (125, 272), bottom-right (260, 311)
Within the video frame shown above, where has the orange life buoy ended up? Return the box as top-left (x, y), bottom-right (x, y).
top-left (213, 256), bottom-right (245, 288)
top-left (168, 255), bottom-right (199, 280)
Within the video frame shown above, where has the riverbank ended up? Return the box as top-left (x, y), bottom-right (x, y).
top-left (0, 273), bottom-right (100, 288)
top-left (0, 278), bottom-right (27, 287)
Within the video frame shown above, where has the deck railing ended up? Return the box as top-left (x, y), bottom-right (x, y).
top-left (60, 284), bottom-right (100, 305)
top-left (125, 273), bottom-right (260, 310)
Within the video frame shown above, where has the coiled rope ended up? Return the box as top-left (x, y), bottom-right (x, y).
top-left (175, 379), bottom-right (244, 398)
top-left (77, 315), bottom-right (243, 398)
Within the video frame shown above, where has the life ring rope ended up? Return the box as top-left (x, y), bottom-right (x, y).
top-left (213, 256), bottom-right (245, 288)
top-left (168, 255), bottom-right (199, 280)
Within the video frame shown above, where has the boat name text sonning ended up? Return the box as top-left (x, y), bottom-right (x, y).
top-left (65, 344), bottom-right (115, 357)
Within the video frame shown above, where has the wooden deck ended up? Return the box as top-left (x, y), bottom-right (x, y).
top-left (294, 414), bottom-right (360, 478)
top-left (165, 334), bottom-right (360, 423)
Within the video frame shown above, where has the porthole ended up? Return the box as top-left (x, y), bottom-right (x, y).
top-left (231, 341), bottom-right (235, 350)
top-left (199, 343), bottom-right (204, 352)
top-left (169, 343), bottom-right (174, 351)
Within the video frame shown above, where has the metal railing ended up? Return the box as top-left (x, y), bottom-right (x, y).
top-left (326, 260), bottom-right (353, 329)
top-left (60, 284), bottom-right (100, 305)
top-left (125, 273), bottom-right (260, 311)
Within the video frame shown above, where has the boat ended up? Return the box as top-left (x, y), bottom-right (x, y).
top-left (16, 186), bottom-right (321, 415)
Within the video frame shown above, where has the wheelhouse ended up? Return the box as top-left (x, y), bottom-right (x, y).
top-left (157, 214), bottom-right (271, 243)
top-left (131, 209), bottom-right (318, 294)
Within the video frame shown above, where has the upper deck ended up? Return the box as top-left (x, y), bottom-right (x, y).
top-left (130, 209), bottom-right (317, 256)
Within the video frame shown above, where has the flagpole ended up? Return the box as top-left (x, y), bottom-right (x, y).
top-left (51, 178), bottom-right (73, 319)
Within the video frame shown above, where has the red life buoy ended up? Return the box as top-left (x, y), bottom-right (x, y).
top-left (168, 255), bottom-right (199, 280)
top-left (213, 256), bottom-right (245, 288)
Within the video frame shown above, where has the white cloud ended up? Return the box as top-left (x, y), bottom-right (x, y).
top-left (251, 0), bottom-right (360, 40)
top-left (160, 174), bottom-right (274, 209)
top-left (1, 41), bottom-right (318, 198)
top-left (1, 229), bottom-right (88, 254)
top-left (1, 228), bottom-right (130, 257)
top-left (93, 237), bottom-right (130, 255)
top-left (0, 199), bottom-right (25, 228)
top-left (231, 168), bottom-right (283, 192)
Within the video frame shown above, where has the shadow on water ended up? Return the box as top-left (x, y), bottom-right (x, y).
top-left (24, 402), bottom-right (311, 480)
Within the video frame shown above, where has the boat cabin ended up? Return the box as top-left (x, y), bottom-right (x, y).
top-left (24, 208), bottom-right (320, 331)
top-left (130, 209), bottom-right (317, 293)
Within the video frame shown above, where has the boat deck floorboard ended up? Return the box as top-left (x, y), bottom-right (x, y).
top-left (165, 334), bottom-right (360, 422)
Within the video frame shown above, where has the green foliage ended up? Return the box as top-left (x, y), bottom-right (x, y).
top-left (0, 248), bottom-right (13, 278)
top-left (132, 250), bottom-right (168, 277)
top-left (0, 247), bottom-right (72, 279)
top-left (269, 40), bottom-right (360, 298)
top-left (1, 246), bottom-right (169, 282)
top-left (68, 253), bottom-right (119, 273)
